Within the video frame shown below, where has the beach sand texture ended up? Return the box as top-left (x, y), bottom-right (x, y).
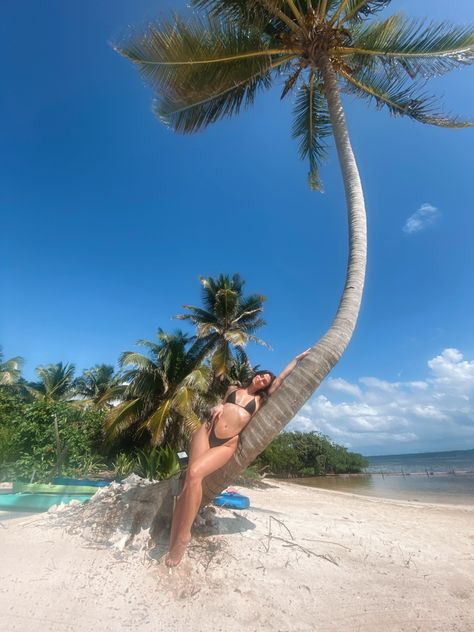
top-left (1, 481), bottom-right (473, 632)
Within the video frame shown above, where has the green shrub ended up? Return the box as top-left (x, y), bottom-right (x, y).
top-left (134, 444), bottom-right (180, 481)
top-left (112, 452), bottom-right (136, 479)
top-left (0, 396), bottom-right (106, 482)
top-left (253, 431), bottom-right (368, 478)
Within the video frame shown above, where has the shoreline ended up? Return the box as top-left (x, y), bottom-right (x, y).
top-left (279, 479), bottom-right (474, 510)
top-left (1, 481), bottom-right (473, 631)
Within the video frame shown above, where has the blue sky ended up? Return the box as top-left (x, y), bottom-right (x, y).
top-left (1, 1), bottom-right (473, 455)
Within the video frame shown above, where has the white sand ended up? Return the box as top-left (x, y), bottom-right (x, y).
top-left (1, 481), bottom-right (473, 632)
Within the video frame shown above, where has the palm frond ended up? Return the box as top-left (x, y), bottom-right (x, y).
top-left (105, 398), bottom-right (142, 439)
top-left (341, 66), bottom-right (474, 128)
top-left (180, 365), bottom-right (211, 391)
top-left (212, 341), bottom-right (232, 377)
top-left (193, 0), bottom-right (304, 34)
top-left (157, 53), bottom-right (293, 133)
top-left (246, 334), bottom-right (273, 349)
top-left (176, 306), bottom-right (218, 326)
top-left (344, 13), bottom-right (474, 80)
top-left (119, 351), bottom-right (155, 370)
top-left (144, 399), bottom-right (172, 445)
top-left (114, 15), bottom-right (294, 133)
top-left (238, 317), bottom-right (267, 334)
top-left (292, 71), bottom-right (332, 191)
top-left (336, 0), bottom-right (391, 25)
top-left (224, 329), bottom-right (247, 346)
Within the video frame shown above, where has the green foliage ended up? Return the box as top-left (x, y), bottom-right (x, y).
top-left (0, 396), bottom-right (106, 482)
top-left (253, 431), bottom-right (368, 477)
top-left (292, 71), bottom-right (331, 190)
top-left (112, 452), bottom-right (136, 479)
top-left (134, 444), bottom-right (180, 480)
top-left (242, 464), bottom-right (263, 480)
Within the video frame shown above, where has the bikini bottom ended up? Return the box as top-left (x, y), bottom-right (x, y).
top-left (207, 419), bottom-right (239, 449)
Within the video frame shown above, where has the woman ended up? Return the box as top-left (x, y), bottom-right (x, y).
top-left (165, 348), bottom-right (311, 567)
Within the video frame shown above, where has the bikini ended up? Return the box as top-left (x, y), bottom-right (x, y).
top-left (208, 389), bottom-right (257, 448)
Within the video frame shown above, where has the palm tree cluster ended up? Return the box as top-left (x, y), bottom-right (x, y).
top-left (1, 274), bottom-right (267, 450)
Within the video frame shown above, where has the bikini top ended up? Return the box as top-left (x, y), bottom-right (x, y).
top-left (225, 389), bottom-right (257, 416)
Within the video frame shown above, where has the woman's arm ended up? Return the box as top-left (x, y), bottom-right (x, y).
top-left (267, 348), bottom-right (311, 396)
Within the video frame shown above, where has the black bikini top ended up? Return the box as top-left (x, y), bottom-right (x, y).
top-left (225, 389), bottom-right (257, 415)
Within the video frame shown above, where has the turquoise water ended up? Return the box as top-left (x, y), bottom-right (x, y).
top-left (0, 490), bottom-right (37, 521)
top-left (281, 449), bottom-right (474, 505)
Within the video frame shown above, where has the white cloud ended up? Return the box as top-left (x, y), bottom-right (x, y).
top-left (403, 202), bottom-right (440, 234)
top-left (327, 377), bottom-right (362, 398)
top-left (289, 348), bottom-right (474, 455)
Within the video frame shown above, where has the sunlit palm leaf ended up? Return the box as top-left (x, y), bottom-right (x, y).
top-left (114, 15), bottom-right (293, 133)
top-left (157, 54), bottom-right (293, 133)
top-left (105, 398), bottom-right (142, 439)
top-left (144, 399), bottom-right (172, 444)
top-left (292, 72), bottom-right (332, 191)
top-left (335, 0), bottom-right (391, 25)
top-left (119, 351), bottom-right (155, 370)
top-left (114, 15), bottom-right (281, 90)
top-left (345, 14), bottom-right (474, 79)
top-left (181, 365), bottom-right (211, 391)
top-left (192, 0), bottom-right (308, 34)
top-left (247, 334), bottom-right (273, 349)
top-left (341, 66), bottom-right (474, 128)
top-left (224, 329), bottom-right (248, 346)
top-left (0, 353), bottom-right (23, 385)
top-left (212, 341), bottom-right (232, 377)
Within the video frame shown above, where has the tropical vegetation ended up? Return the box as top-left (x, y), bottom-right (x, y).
top-left (0, 274), bottom-right (367, 482)
top-left (255, 430), bottom-right (368, 477)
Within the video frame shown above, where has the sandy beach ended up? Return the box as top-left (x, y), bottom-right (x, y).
top-left (1, 481), bottom-right (473, 632)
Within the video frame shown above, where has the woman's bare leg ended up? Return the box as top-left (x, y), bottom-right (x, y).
top-left (165, 437), bottom-right (238, 567)
top-left (169, 423), bottom-right (210, 549)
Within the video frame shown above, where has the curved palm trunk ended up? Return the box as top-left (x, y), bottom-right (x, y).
top-left (201, 56), bottom-right (367, 506)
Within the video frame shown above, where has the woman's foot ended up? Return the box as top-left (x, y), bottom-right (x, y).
top-left (165, 536), bottom-right (191, 568)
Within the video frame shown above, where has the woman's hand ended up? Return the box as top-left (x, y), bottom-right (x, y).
top-left (268, 348), bottom-right (312, 396)
top-left (295, 348), bottom-right (311, 362)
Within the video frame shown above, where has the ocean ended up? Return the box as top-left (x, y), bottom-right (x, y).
top-left (281, 448), bottom-right (474, 505)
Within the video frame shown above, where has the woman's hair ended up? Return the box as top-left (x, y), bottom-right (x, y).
top-left (243, 370), bottom-right (276, 401)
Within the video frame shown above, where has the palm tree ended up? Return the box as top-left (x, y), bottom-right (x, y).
top-left (75, 364), bottom-right (119, 407)
top-left (115, 1), bottom-right (473, 505)
top-left (28, 362), bottom-right (77, 402)
top-left (227, 347), bottom-right (260, 385)
top-left (176, 273), bottom-right (269, 379)
top-left (0, 346), bottom-right (24, 388)
top-left (105, 329), bottom-right (211, 449)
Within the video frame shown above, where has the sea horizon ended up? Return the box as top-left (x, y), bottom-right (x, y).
top-left (364, 447), bottom-right (474, 474)
top-left (363, 447), bottom-right (474, 460)
top-left (284, 447), bottom-right (474, 505)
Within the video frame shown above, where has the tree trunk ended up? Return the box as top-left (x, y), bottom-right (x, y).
top-left (200, 55), bottom-right (367, 506)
